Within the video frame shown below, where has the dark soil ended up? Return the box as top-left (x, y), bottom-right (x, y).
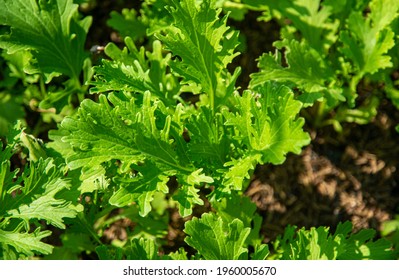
top-left (248, 105), bottom-right (399, 242)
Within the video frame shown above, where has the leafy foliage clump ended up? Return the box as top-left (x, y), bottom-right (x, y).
top-left (0, 0), bottom-right (397, 260)
top-left (0, 124), bottom-right (81, 259)
top-left (243, 0), bottom-right (399, 131)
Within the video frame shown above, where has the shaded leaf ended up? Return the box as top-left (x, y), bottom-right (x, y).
top-left (184, 212), bottom-right (250, 260)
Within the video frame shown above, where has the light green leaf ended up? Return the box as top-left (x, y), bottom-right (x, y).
top-left (110, 164), bottom-right (170, 216)
top-left (187, 168), bottom-right (214, 185)
top-left (20, 131), bottom-right (47, 161)
top-left (225, 83), bottom-right (310, 165)
top-left (53, 91), bottom-right (199, 215)
top-left (186, 106), bottom-right (230, 171)
top-left (7, 181), bottom-right (78, 229)
top-left (128, 238), bottom-right (160, 260)
top-left (339, 0), bottom-right (399, 77)
top-left (250, 40), bottom-right (336, 106)
top-left (222, 155), bottom-right (260, 191)
top-left (2, 158), bottom-right (80, 230)
top-left (340, 225), bottom-right (393, 260)
top-left (92, 38), bottom-right (180, 105)
top-left (0, 158), bottom-right (19, 215)
top-left (211, 192), bottom-right (263, 246)
top-left (59, 92), bottom-right (190, 172)
top-left (1, 50), bottom-right (39, 85)
top-left (218, 84), bottom-right (309, 194)
top-left (381, 216), bottom-right (399, 236)
top-left (0, 125), bottom-right (80, 259)
top-left (274, 224), bottom-right (345, 260)
top-left (97, 237), bottom-right (162, 260)
top-left (0, 0), bottom-right (91, 82)
top-left (369, 0), bottom-right (399, 31)
top-left (273, 222), bottom-right (393, 260)
top-left (0, 228), bottom-right (53, 257)
top-left (156, 0), bottom-right (240, 110)
top-left (173, 185), bottom-right (203, 217)
top-left (168, 248), bottom-right (188, 260)
top-left (251, 244), bottom-right (270, 260)
top-left (77, 165), bottom-right (109, 193)
top-left (184, 212), bottom-right (250, 260)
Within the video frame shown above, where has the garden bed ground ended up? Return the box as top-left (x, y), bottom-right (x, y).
top-left (250, 106), bottom-right (399, 242)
